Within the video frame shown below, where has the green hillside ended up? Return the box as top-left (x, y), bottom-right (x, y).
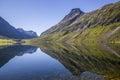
top-left (32, 1), bottom-right (120, 44)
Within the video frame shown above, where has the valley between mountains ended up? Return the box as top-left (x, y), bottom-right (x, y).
top-left (0, 1), bottom-right (120, 80)
top-left (0, 1), bottom-right (120, 45)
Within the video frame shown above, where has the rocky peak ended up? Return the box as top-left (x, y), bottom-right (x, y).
top-left (41, 8), bottom-right (84, 35)
top-left (71, 8), bottom-right (83, 14)
top-left (62, 8), bottom-right (84, 21)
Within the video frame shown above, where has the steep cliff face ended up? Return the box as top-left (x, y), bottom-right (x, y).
top-left (40, 1), bottom-right (120, 43)
top-left (41, 8), bottom-right (84, 35)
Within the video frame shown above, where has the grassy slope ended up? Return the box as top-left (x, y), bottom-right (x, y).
top-left (109, 28), bottom-right (120, 43)
top-left (31, 22), bottom-right (120, 45)
top-left (33, 1), bottom-right (120, 44)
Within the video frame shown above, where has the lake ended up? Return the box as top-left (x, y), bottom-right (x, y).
top-left (0, 43), bottom-right (120, 80)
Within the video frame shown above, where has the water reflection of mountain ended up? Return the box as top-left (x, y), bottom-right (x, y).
top-left (39, 42), bottom-right (120, 80)
top-left (0, 45), bottom-right (37, 68)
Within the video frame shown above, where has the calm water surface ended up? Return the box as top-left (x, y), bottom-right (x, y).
top-left (0, 43), bottom-right (119, 80)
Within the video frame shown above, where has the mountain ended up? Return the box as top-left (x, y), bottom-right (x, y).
top-left (0, 17), bottom-right (38, 39)
top-left (39, 1), bottom-right (120, 43)
top-left (17, 28), bottom-right (38, 38)
top-left (41, 8), bottom-right (84, 35)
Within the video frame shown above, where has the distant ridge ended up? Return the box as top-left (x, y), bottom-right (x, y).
top-left (0, 17), bottom-right (38, 39)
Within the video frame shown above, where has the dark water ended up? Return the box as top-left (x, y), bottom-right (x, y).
top-left (0, 43), bottom-right (120, 80)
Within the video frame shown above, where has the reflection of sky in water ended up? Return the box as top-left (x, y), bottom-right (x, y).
top-left (0, 48), bottom-right (72, 80)
top-left (0, 44), bottom-right (119, 80)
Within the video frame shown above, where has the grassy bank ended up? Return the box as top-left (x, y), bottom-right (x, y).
top-left (0, 39), bottom-right (15, 46)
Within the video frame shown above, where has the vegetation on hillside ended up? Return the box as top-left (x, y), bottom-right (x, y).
top-left (37, 1), bottom-right (120, 44)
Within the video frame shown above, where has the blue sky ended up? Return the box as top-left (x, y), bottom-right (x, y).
top-left (0, 0), bottom-right (119, 35)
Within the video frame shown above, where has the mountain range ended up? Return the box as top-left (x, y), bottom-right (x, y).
top-left (0, 17), bottom-right (38, 39)
top-left (0, 1), bottom-right (120, 43)
top-left (38, 1), bottom-right (120, 43)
